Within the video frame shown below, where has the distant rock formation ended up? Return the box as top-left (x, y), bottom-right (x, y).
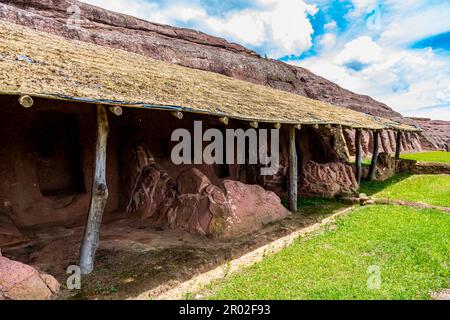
top-left (0, 0), bottom-right (448, 151)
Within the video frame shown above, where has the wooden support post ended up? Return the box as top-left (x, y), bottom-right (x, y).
top-left (355, 129), bottom-right (362, 186)
top-left (395, 131), bottom-right (402, 160)
top-left (288, 125), bottom-right (298, 212)
top-left (368, 130), bottom-right (380, 181)
top-left (79, 104), bottom-right (109, 275)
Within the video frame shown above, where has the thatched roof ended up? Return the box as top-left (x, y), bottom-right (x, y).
top-left (0, 21), bottom-right (418, 131)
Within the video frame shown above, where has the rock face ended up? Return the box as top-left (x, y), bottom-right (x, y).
top-left (406, 118), bottom-right (450, 151)
top-left (299, 161), bottom-right (358, 198)
top-left (0, 214), bottom-right (29, 247)
top-left (0, 251), bottom-right (60, 300)
top-left (343, 129), bottom-right (424, 158)
top-left (123, 145), bottom-right (177, 220)
top-left (0, 0), bottom-right (446, 151)
top-left (123, 146), bottom-right (289, 237)
top-left (397, 159), bottom-right (450, 175)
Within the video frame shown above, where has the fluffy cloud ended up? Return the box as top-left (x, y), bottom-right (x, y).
top-left (81, 0), bottom-right (318, 57)
top-left (299, 42), bottom-right (450, 120)
top-left (335, 36), bottom-right (383, 70)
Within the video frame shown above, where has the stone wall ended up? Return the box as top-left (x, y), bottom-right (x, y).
top-left (397, 159), bottom-right (450, 175)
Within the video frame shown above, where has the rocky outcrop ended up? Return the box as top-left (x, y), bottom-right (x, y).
top-left (406, 118), bottom-right (450, 151)
top-left (299, 161), bottom-right (358, 198)
top-left (168, 168), bottom-right (231, 237)
top-left (0, 214), bottom-right (29, 247)
top-left (343, 129), bottom-right (424, 157)
top-left (123, 146), bottom-right (289, 237)
top-left (359, 153), bottom-right (397, 181)
top-left (1, 0), bottom-right (445, 151)
top-left (0, 251), bottom-right (60, 300)
top-left (123, 145), bottom-right (177, 220)
top-left (397, 159), bottom-right (450, 175)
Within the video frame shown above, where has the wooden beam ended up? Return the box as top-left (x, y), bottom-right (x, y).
top-left (295, 124), bottom-right (302, 130)
top-left (18, 95), bottom-right (34, 108)
top-left (355, 129), bottom-right (362, 186)
top-left (109, 106), bottom-right (123, 116)
top-left (368, 130), bottom-right (380, 181)
top-left (288, 125), bottom-right (298, 212)
top-left (219, 117), bottom-right (229, 125)
top-left (79, 104), bottom-right (109, 275)
top-left (395, 131), bottom-right (402, 160)
top-left (311, 124), bottom-right (319, 130)
top-left (249, 121), bottom-right (258, 129)
top-left (171, 111), bottom-right (184, 120)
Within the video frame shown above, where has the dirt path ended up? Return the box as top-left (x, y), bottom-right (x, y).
top-left (2, 202), bottom-right (348, 300)
top-left (140, 207), bottom-right (354, 300)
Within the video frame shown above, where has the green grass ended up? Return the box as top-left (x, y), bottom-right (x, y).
top-left (401, 151), bottom-right (450, 164)
top-left (359, 173), bottom-right (413, 196)
top-left (362, 175), bottom-right (450, 207)
top-left (210, 205), bottom-right (450, 300)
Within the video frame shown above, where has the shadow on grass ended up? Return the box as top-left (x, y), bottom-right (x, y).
top-left (359, 172), bottom-right (413, 196)
top-left (282, 197), bottom-right (350, 219)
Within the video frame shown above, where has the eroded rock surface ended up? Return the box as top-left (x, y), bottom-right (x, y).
top-left (299, 161), bottom-right (358, 198)
top-left (123, 147), bottom-right (289, 237)
top-left (0, 251), bottom-right (60, 300)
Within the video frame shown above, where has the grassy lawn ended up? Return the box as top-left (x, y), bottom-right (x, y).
top-left (400, 151), bottom-right (450, 164)
top-left (360, 174), bottom-right (450, 207)
top-left (209, 205), bottom-right (450, 300)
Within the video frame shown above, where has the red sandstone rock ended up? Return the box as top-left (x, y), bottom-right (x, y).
top-left (177, 168), bottom-right (211, 194)
top-left (0, 214), bottom-right (29, 247)
top-left (220, 180), bottom-right (290, 237)
top-left (123, 145), bottom-right (177, 220)
top-left (299, 161), bottom-right (358, 197)
top-left (0, 253), bottom-right (60, 300)
top-left (124, 150), bottom-right (289, 237)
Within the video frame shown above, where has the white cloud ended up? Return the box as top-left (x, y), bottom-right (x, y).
top-left (335, 36), bottom-right (383, 66)
top-left (298, 44), bottom-right (450, 120)
top-left (379, 2), bottom-right (450, 48)
top-left (324, 21), bottom-right (337, 31)
top-left (81, 0), bottom-right (318, 57)
top-left (319, 33), bottom-right (336, 48)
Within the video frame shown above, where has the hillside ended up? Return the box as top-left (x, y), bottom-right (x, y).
top-left (1, 0), bottom-right (448, 151)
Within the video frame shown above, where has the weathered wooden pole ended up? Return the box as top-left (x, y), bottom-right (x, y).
top-left (395, 131), bottom-right (402, 160)
top-left (80, 104), bottom-right (109, 275)
top-left (368, 130), bottom-right (380, 181)
top-left (355, 129), bottom-right (362, 186)
top-left (288, 125), bottom-right (298, 212)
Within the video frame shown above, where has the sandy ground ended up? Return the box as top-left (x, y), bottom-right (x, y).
top-left (2, 203), bottom-right (348, 300)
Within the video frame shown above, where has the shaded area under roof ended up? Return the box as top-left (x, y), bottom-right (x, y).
top-left (0, 21), bottom-right (418, 131)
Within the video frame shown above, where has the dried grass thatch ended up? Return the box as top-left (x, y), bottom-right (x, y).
top-left (0, 21), bottom-right (417, 131)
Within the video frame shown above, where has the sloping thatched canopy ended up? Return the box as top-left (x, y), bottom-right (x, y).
top-left (0, 21), bottom-right (418, 131)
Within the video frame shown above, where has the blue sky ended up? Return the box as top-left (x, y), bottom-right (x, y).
top-left (82, 0), bottom-right (450, 120)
